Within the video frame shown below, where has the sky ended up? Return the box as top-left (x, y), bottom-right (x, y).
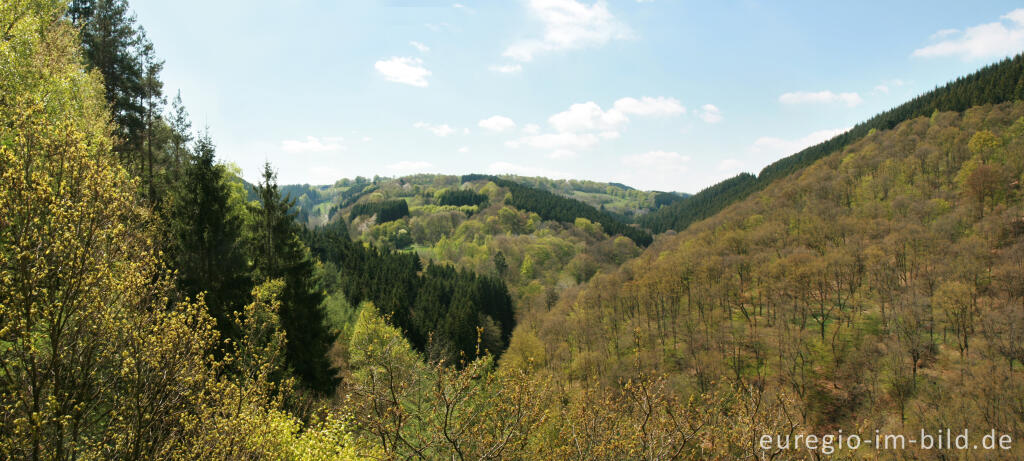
top-left (131, 0), bottom-right (1024, 193)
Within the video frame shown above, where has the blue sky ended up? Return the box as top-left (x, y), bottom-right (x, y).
top-left (132, 0), bottom-right (1024, 193)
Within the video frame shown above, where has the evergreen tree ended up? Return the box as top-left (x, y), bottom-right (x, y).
top-left (74, 0), bottom-right (150, 163)
top-left (139, 40), bottom-right (166, 202)
top-left (166, 90), bottom-right (192, 181)
top-left (248, 162), bottom-right (337, 393)
top-left (166, 130), bottom-right (252, 339)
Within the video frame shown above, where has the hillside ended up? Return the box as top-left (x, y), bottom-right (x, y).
top-left (488, 175), bottom-right (688, 218)
top-left (510, 102), bottom-right (1024, 457)
top-left (278, 174), bottom-right (678, 229)
top-left (10, 1), bottom-right (1024, 459)
top-left (301, 174), bottom-right (647, 323)
top-left (641, 53), bottom-right (1024, 233)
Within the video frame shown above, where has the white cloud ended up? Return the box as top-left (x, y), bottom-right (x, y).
top-left (413, 121), bottom-right (456, 137)
top-left (698, 104), bottom-right (723, 123)
top-left (374, 57), bottom-right (431, 87)
top-left (478, 115), bottom-right (517, 132)
top-left (621, 150), bottom-right (690, 173)
top-left (503, 0), bottom-right (632, 62)
top-left (547, 97), bottom-right (685, 134)
top-left (549, 101), bottom-right (627, 132)
top-left (452, 3), bottom-right (465, 8)
top-left (598, 130), bottom-right (620, 139)
top-left (913, 9), bottom-right (1024, 60)
top-left (410, 41), bottom-right (430, 52)
top-left (873, 78), bottom-right (905, 94)
top-left (778, 90), bottom-right (863, 107)
top-left (487, 161), bottom-right (566, 178)
top-left (548, 149), bottom-right (578, 159)
top-left (281, 136), bottom-right (345, 153)
top-left (751, 128), bottom-right (847, 158)
top-left (1008, 9), bottom-right (1024, 24)
top-left (387, 160), bottom-right (433, 173)
top-left (362, 136), bottom-right (372, 142)
top-left (522, 123), bottom-right (541, 134)
top-left (458, 146), bottom-right (470, 153)
top-left (489, 64), bottom-right (523, 73)
top-left (506, 132), bottom-right (600, 150)
top-left (613, 96), bottom-right (685, 116)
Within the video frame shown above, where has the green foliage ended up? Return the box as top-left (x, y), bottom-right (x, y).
top-left (350, 198), bottom-right (409, 223)
top-left (166, 130), bottom-right (252, 341)
top-left (462, 174), bottom-right (653, 246)
top-left (303, 223), bottom-right (516, 364)
top-left (436, 188), bottom-right (489, 207)
top-left (0, 5), bottom-right (372, 457)
top-left (248, 162), bottom-right (338, 393)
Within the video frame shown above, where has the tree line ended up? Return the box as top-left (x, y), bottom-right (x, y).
top-left (641, 53), bottom-right (1024, 233)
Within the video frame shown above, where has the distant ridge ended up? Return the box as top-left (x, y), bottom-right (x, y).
top-left (462, 174), bottom-right (654, 247)
top-left (641, 53), bottom-right (1024, 233)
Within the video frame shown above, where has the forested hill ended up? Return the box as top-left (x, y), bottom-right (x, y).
top-left (462, 174), bottom-right (653, 246)
top-left (278, 174), bottom-right (679, 229)
top-left (641, 53), bottom-right (1024, 233)
top-left (280, 173), bottom-right (656, 247)
top-left (482, 175), bottom-right (688, 218)
top-left (514, 102), bottom-right (1024, 451)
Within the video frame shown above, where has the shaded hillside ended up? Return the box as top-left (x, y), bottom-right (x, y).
top-left (641, 53), bottom-right (1024, 233)
top-left (512, 103), bottom-right (1024, 455)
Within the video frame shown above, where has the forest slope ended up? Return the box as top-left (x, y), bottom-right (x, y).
top-left (512, 102), bottom-right (1024, 457)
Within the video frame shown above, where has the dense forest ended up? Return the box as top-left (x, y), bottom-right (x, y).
top-left (519, 102), bottom-right (1024, 458)
top-left (5, 1), bottom-right (1024, 459)
top-left (304, 220), bottom-right (515, 364)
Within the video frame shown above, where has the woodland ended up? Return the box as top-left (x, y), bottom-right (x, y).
top-left (4, 1), bottom-right (1024, 460)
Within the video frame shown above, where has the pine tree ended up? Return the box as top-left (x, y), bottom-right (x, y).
top-left (248, 162), bottom-right (337, 393)
top-left (166, 130), bottom-right (252, 339)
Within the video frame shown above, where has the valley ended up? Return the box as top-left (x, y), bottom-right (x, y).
top-left (4, 1), bottom-right (1024, 459)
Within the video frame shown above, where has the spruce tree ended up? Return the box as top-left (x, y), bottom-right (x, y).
top-left (248, 162), bottom-right (337, 393)
top-left (166, 131), bottom-right (252, 339)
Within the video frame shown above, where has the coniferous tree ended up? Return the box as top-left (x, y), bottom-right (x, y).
top-left (166, 131), bottom-right (252, 339)
top-left (248, 162), bottom-right (337, 393)
top-left (166, 90), bottom-right (192, 182)
top-left (139, 40), bottom-right (166, 202)
top-left (74, 0), bottom-right (149, 162)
